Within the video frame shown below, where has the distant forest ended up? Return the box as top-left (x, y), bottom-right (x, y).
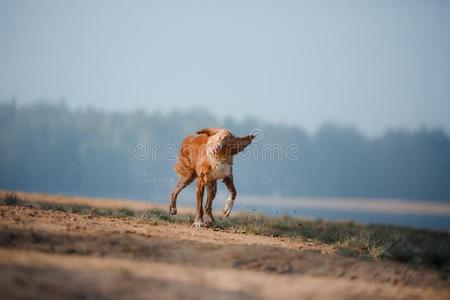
top-left (1, 101), bottom-right (449, 202)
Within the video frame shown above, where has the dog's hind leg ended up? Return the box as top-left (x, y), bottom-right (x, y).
top-left (169, 175), bottom-right (194, 215)
top-left (204, 181), bottom-right (217, 226)
top-left (223, 176), bottom-right (237, 217)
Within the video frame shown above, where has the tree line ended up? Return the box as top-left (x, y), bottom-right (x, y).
top-left (1, 101), bottom-right (449, 202)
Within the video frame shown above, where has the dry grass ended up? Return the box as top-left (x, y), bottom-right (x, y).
top-left (1, 192), bottom-right (449, 272)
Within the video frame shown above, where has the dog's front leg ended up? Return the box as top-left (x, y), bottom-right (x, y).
top-left (223, 176), bottom-right (237, 217)
top-left (193, 178), bottom-right (205, 228)
top-left (204, 181), bottom-right (217, 226)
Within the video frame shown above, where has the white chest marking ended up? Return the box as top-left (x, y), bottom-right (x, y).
top-left (206, 148), bottom-right (232, 180)
top-left (208, 160), bottom-right (232, 180)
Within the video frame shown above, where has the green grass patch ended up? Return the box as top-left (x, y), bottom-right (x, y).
top-left (217, 213), bottom-right (450, 271)
top-left (0, 193), bottom-right (23, 206)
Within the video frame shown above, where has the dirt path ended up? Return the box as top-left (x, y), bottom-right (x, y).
top-left (1, 200), bottom-right (449, 299)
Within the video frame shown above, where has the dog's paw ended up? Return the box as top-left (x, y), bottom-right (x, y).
top-left (223, 196), bottom-right (234, 217)
top-left (169, 206), bottom-right (177, 215)
top-left (192, 219), bottom-right (205, 228)
top-left (204, 214), bottom-right (215, 226)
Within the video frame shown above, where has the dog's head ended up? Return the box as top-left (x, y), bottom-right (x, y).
top-left (197, 128), bottom-right (255, 158)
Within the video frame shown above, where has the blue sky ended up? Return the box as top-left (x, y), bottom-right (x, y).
top-left (1, 0), bottom-right (449, 136)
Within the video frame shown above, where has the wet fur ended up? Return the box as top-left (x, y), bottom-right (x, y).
top-left (169, 128), bottom-right (254, 227)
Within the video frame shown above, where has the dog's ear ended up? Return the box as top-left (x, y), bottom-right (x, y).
top-left (228, 135), bottom-right (255, 155)
top-left (196, 128), bottom-right (221, 136)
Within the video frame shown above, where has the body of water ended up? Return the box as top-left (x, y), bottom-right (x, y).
top-left (232, 196), bottom-right (450, 231)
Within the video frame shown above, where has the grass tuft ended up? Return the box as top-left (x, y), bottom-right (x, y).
top-left (116, 207), bottom-right (136, 218)
top-left (0, 193), bottom-right (22, 206)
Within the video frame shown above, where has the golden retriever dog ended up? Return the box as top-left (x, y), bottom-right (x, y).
top-left (169, 128), bottom-right (255, 227)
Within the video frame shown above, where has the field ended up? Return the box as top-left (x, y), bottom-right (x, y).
top-left (1, 190), bottom-right (449, 300)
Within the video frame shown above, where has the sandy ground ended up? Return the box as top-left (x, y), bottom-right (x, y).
top-left (0, 192), bottom-right (449, 300)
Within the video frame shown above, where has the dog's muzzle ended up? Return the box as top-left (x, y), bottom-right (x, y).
top-left (211, 143), bottom-right (223, 155)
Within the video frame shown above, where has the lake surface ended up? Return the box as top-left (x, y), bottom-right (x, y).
top-left (177, 194), bottom-right (450, 231)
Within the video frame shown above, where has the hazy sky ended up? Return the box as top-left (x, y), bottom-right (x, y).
top-left (1, 0), bottom-right (449, 136)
